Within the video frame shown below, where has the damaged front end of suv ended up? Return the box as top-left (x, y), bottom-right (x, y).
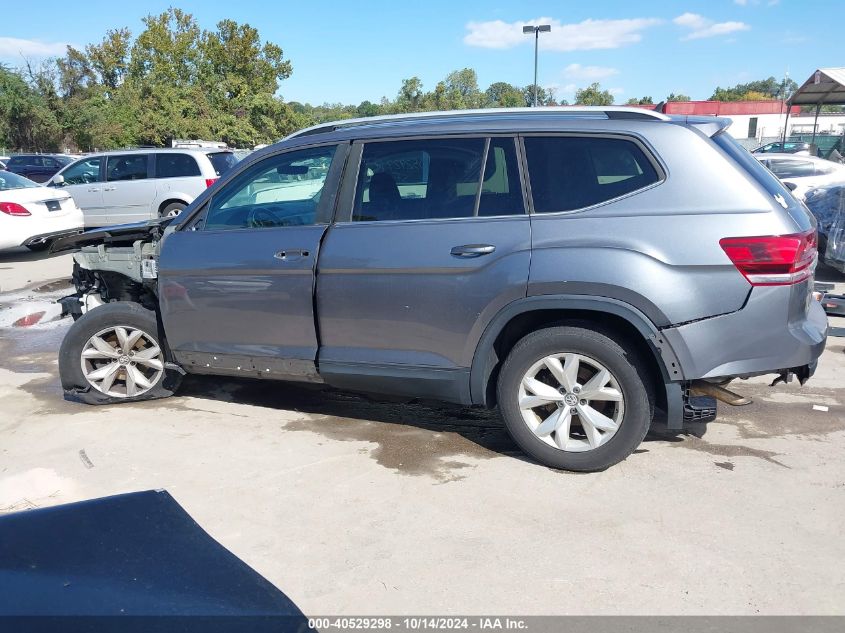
top-left (52, 221), bottom-right (167, 321)
top-left (51, 219), bottom-right (185, 405)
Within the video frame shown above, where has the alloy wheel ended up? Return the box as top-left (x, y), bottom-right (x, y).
top-left (80, 325), bottom-right (165, 398)
top-left (517, 353), bottom-right (625, 452)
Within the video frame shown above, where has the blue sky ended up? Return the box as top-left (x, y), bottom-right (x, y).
top-left (2, 1), bottom-right (842, 105)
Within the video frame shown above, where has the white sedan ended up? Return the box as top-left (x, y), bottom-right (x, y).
top-left (755, 153), bottom-right (845, 200)
top-left (0, 171), bottom-right (84, 251)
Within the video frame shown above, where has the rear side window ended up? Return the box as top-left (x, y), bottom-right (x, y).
top-left (155, 153), bottom-right (201, 178)
top-left (106, 155), bottom-right (148, 181)
top-left (524, 136), bottom-right (660, 213)
top-left (207, 152), bottom-right (237, 176)
top-left (7, 156), bottom-right (27, 167)
top-left (353, 138), bottom-right (486, 222)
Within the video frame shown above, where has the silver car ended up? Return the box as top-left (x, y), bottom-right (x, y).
top-left (48, 149), bottom-right (237, 226)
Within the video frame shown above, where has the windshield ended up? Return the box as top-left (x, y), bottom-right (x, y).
top-left (207, 152), bottom-right (237, 176)
top-left (0, 171), bottom-right (41, 190)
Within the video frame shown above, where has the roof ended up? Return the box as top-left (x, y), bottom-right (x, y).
top-left (790, 68), bottom-right (845, 106)
top-left (79, 148), bottom-right (232, 157)
top-left (285, 106), bottom-right (670, 141)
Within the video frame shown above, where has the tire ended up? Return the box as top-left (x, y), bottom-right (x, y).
top-left (160, 202), bottom-right (186, 218)
top-left (497, 326), bottom-right (653, 472)
top-left (59, 301), bottom-right (182, 405)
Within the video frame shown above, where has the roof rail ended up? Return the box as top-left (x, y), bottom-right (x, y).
top-left (285, 106), bottom-right (670, 140)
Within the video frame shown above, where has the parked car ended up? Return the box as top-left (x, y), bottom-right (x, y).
top-left (5, 154), bottom-right (74, 183)
top-left (0, 171), bottom-right (83, 251)
top-left (755, 153), bottom-right (845, 200)
top-left (0, 156), bottom-right (9, 170)
top-left (752, 141), bottom-right (811, 155)
top-left (52, 107), bottom-right (827, 472)
top-left (47, 149), bottom-right (238, 227)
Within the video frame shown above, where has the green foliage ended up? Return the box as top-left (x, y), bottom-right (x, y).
top-left (574, 83), bottom-right (614, 106)
top-left (709, 76), bottom-right (798, 102)
top-left (626, 96), bottom-right (653, 105)
top-left (666, 93), bottom-right (691, 102)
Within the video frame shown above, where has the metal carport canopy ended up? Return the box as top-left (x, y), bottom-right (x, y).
top-left (783, 68), bottom-right (845, 146)
top-left (790, 68), bottom-right (845, 106)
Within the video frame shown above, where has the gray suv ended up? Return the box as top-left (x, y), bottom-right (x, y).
top-left (53, 107), bottom-right (828, 471)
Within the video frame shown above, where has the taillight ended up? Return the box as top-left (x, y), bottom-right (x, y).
top-left (719, 229), bottom-right (817, 286)
top-left (205, 178), bottom-right (218, 188)
top-left (0, 202), bottom-right (31, 216)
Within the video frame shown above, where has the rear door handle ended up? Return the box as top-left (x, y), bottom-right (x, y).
top-left (274, 249), bottom-right (310, 261)
top-left (103, 187), bottom-right (116, 192)
top-left (450, 244), bottom-right (496, 257)
top-left (88, 188), bottom-right (100, 192)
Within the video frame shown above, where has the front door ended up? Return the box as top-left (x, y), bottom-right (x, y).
top-left (54, 157), bottom-right (106, 227)
top-left (158, 143), bottom-right (345, 380)
top-left (316, 136), bottom-right (531, 401)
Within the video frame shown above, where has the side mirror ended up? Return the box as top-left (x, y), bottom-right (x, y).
top-left (784, 181), bottom-right (798, 192)
top-left (52, 174), bottom-right (65, 187)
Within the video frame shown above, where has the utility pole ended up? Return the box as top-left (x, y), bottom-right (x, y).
top-left (522, 24), bottom-right (551, 106)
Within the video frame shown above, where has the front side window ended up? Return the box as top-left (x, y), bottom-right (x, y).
top-left (524, 136), bottom-right (660, 213)
top-left (61, 157), bottom-right (101, 185)
top-left (353, 138), bottom-right (486, 222)
top-left (155, 153), bottom-right (201, 178)
top-left (203, 145), bottom-right (337, 231)
top-left (106, 155), bottom-right (148, 181)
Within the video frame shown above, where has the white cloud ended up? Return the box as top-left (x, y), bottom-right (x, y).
top-left (563, 63), bottom-right (619, 81)
top-left (0, 37), bottom-right (69, 59)
top-left (673, 13), bottom-right (750, 40)
top-left (734, 0), bottom-right (748, 5)
top-left (464, 17), bottom-right (662, 51)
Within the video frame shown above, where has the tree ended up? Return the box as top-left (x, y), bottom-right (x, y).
top-left (626, 96), bottom-right (653, 105)
top-left (443, 68), bottom-right (483, 109)
top-left (0, 65), bottom-right (62, 151)
top-left (356, 100), bottom-right (381, 118)
top-left (574, 83), bottom-right (614, 106)
top-left (486, 81), bottom-right (524, 108)
top-left (709, 76), bottom-right (798, 102)
top-left (666, 93), bottom-right (691, 102)
top-left (395, 77), bottom-right (424, 112)
top-left (522, 84), bottom-right (558, 107)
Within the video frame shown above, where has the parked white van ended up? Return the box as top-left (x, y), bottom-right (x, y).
top-left (48, 149), bottom-right (237, 227)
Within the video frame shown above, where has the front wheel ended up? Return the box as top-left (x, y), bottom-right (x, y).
top-left (497, 326), bottom-right (653, 472)
top-left (59, 302), bottom-right (181, 404)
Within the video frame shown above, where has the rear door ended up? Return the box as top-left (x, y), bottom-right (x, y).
top-left (315, 135), bottom-right (531, 401)
top-left (103, 154), bottom-right (155, 224)
top-left (158, 143), bottom-right (346, 379)
top-left (153, 152), bottom-right (205, 203)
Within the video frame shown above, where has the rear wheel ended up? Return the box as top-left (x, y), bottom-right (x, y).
top-left (59, 302), bottom-right (181, 404)
top-left (497, 326), bottom-right (653, 472)
top-left (160, 202), bottom-right (186, 218)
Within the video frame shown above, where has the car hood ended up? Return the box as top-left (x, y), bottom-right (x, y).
top-left (50, 218), bottom-right (172, 253)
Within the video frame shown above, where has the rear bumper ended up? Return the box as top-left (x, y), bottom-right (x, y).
top-left (661, 286), bottom-right (828, 380)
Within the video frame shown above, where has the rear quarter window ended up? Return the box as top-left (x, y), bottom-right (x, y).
top-left (524, 136), bottom-right (660, 213)
top-left (155, 153), bottom-right (201, 178)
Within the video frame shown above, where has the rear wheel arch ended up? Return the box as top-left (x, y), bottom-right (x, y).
top-left (469, 296), bottom-right (682, 409)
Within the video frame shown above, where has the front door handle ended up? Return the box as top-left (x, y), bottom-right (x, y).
top-left (450, 244), bottom-right (496, 257)
top-left (103, 187), bottom-right (116, 192)
top-left (88, 188), bottom-right (100, 192)
top-left (274, 249), bottom-right (310, 261)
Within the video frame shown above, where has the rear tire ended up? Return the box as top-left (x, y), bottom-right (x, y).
top-left (59, 302), bottom-right (182, 405)
top-left (497, 326), bottom-right (653, 472)
top-left (160, 202), bottom-right (186, 218)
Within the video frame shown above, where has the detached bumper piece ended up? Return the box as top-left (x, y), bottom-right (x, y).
top-left (21, 228), bottom-right (83, 248)
top-left (682, 384), bottom-right (717, 423)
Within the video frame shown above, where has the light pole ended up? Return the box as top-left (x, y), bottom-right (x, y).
top-left (523, 24), bottom-right (551, 106)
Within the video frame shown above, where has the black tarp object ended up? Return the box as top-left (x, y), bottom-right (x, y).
top-left (0, 489), bottom-right (309, 633)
